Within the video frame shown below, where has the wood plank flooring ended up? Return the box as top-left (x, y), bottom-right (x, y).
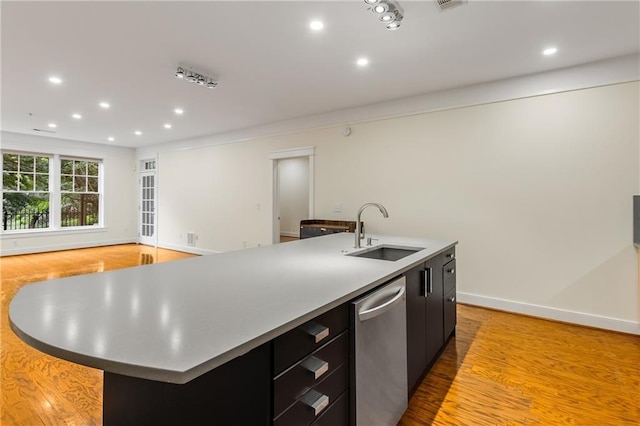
top-left (1, 244), bottom-right (639, 425)
top-left (1, 245), bottom-right (195, 425)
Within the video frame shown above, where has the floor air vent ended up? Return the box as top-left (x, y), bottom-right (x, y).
top-left (435, 0), bottom-right (467, 12)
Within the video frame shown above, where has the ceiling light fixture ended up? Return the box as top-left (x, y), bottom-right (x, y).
top-left (164, 124), bottom-right (172, 129)
top-left (99, 102), bottom-right (110, 109)
top-left (310, 20), bottom-right (324, 31)
top-left (72, 113), bottom-right (82, 119)
top-left (174, 108), bottom-right (184, 115)
top-left (357, 58), bottom-right (369, 66)
top-left (175, 66), bottom-right (218, 90)
top-left (48, 76), bottom-right (62, 84)
top-left (134, 131), bottom-right (142, 136)
top-left (108, 137), bottom-right (115, 142)
top-left (543, 47), bottom-right (558, 56)
top-left (48, 123), bottom-right (57, 128)
top-left (364, 0), bottom-right (403, 30)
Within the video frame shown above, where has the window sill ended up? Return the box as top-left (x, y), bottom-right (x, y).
top-left (0, 226), bottom-right (108, 239)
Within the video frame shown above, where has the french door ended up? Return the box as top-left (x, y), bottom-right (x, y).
top-left (139, 160), bottom-right (157, 245)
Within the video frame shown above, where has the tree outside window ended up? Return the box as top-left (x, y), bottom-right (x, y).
top-left (60, 158), bottom-right (100, 227)
top-left (2, 153), bottom-right (50, 230)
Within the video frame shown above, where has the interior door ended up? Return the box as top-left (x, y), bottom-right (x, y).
top-left (139, 160), bottom-right (157, 246)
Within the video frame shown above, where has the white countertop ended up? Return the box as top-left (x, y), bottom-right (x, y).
top-left (9, 233), bottom-right (456, 384)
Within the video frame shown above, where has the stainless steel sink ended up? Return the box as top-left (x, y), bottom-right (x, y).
top-left (348, 245), bottom-right (424, 261)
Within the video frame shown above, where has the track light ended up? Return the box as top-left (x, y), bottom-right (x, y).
top-left (364, 0), bottom-right (403, 30)
top-left (175, 66), bottom-right (219, 90)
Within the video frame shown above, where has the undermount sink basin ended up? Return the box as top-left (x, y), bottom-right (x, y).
top-left (348, 245), bottom-right (424, 261)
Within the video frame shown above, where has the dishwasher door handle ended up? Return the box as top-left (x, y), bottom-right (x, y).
top-left (358, 286), bottom-right (406, 322)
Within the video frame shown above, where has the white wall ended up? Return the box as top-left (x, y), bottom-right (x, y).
top-left (0, 132), bottom-right (138, 255)
top-left (278, 157), bottom-right (309, 238)
top-left (146, 81), bottom-right (639, 333)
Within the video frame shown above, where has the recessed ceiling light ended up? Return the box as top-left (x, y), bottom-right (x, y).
top-left (48, 76), bottom-right (62, 84)
top-left (543, 47), bottom-right (558, 56)
top-left (310, 20), bottom-right (324, 31)
top-left (134, 131), bottom-right (142, 136)
top-left (164, 124), bottom-right (172, 129)
top-left (174, 108), bottom-right (184, 115)
top-left (48, 123), bottom-right (57, 128)
top-left (72, 113), bottom-right (82, 119)
top-left (107, 137), bottom-right (115, 142)
top-left (356, 58), bottom-right (369, 67)
top-left (99, 102), bottom-right (110, 109)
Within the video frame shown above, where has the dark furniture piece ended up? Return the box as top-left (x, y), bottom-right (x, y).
top-left (405, 247), bottom-right (456, 397)
top-left (300, 220), bottom-right (361, 239)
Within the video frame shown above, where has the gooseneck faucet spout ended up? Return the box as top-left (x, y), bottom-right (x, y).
top-left (355, 203), bottom-right (389, 248)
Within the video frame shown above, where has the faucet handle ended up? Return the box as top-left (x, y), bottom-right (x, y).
top-left (366, 237), bottom-right (379, 246)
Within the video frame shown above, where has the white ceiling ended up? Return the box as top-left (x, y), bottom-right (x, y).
top-left (1, 1), bottom-right (639, 149)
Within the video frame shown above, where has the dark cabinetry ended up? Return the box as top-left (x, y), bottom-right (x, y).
top-left (405, 247), bottom-right (456, 397)
top-left (103, 343), bottom-right (272, 426)
top-left (273, 304), bottom-right (350, 426)
top-left (300, 220), bottom-right (360, 239)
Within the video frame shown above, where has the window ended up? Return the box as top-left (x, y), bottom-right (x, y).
top-left (1, 151), bottom-right (102, 232)
top-left (60, 158), bottom-right (100, 227)
top-left (2, 153), bottom-right (51, 230)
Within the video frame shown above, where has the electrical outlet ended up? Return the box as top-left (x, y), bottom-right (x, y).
top-left (334, 203), bottom-right (342, 213)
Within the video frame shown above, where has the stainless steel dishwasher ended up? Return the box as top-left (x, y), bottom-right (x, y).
top-left (352, 276), bottom-right (408, 426)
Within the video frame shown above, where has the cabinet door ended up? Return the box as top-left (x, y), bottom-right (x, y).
top-left (405, 262), bottom-right (427, 396)
top-left (424, 256), bottom-right (444, 366)
top-left (444, 287), bottom-right (457, 339)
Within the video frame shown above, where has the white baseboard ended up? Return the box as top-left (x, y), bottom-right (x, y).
top-left (457, 292), bottom-right (640, 335)
top-left (156, 242), bottom-right (219, 256)
top-left (0, 238), bottom-right (136, 257)
top-left (280, 231), bottom-right (300, 238)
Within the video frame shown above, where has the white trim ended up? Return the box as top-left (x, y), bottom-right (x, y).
top-left (457, 291), bottom-right (640, 335)
top-left (157, 242), bottom-right (218, 256)
top-left (279, 231), bottom-right (299, 238)
top-left (1, 226), bottom-right (108, 239)
top-left (0, 238), bottom-right (135, 257)
top-left (270, 147), bottom-right (315, 245)
top-left (137, 54), bottom-right (639, 156)
top-left (268, 146), bottom-right (315, 160)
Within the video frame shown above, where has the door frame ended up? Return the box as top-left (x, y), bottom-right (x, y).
top-left (138, 158), bottom-right (158, 246)
top-left (269, 147), bottom-right (315, 244)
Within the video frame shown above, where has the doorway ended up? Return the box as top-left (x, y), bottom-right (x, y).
top-left (269, 147), bottom-right (314, 244)
top-left (139, 159), bottom-right (157, 246)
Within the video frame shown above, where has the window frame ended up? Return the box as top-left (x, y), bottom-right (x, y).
top-left (1, 150), bottom-right (105, 234)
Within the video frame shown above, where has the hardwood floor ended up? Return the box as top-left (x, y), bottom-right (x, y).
top-left (2, 245), bottom-right (639, 425)
top-left (1, 245), bottom-right (195, 425)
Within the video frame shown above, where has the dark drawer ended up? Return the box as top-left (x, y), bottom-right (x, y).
top-left (311, 390), bottom-right (349, 426)
top-left (442, 246), bottom-right (456, 263)
top-left (444, 287), bottom-right (457, 339)
top-left (443, 258), bottom-right (456, 295)
top-left (274, 304), bottom-right (349, 375)
top-left (274, 362), bottom-right (349, 426)
top-left (274, 331), bottom-right (349, 416)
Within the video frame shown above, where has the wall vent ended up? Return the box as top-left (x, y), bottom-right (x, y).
top-left (187, 232), bottom-right (197, 247)
top-left (435, 0), bottom-right (467, 12)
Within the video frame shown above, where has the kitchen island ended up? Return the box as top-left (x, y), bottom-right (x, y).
top-left (10, 233), bottom-right (456, 425)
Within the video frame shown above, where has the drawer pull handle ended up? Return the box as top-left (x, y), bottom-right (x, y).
top-left (447, 268), bottom-right (455, 274)
top-left (300, 389), bottom-right (330, 416)
top-left (446, 253), bottom-right (454, 259)
top-left (423, 268), bottom-right (433, 297)
top-left (448, 296), bottom-right (456, 303)
top-left (301, 322), bottom-right (330, 343)
top-left (320, 227), bottom-right (327, 231)
top-left (301, 356), bottom-right (329, 380)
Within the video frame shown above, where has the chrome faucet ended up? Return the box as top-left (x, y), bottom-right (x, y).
top-left (355, 203), bottom-right (389, 248)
